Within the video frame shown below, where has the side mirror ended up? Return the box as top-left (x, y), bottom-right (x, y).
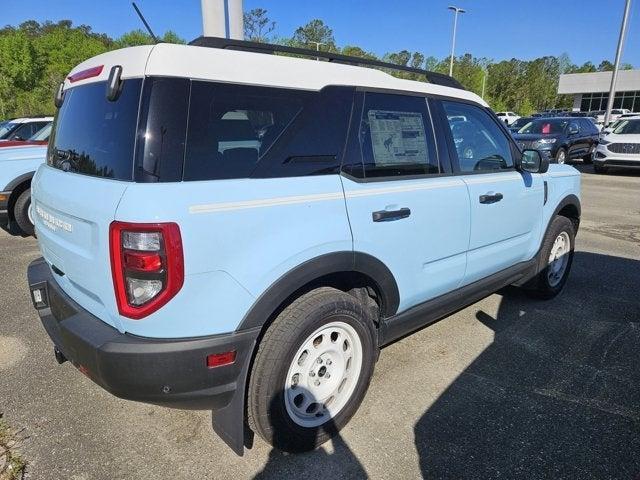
top-left (568, 125), bottom-right (579, 135)
top-left (520, 149), bottom-right (549, 174)
top-left (13, 135), bottom-right (24, 141)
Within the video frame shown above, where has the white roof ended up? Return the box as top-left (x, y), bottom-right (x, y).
top-left (558, 69), bottom-right (640, 95)
top-left (65, 43), bottom-right (487, 106)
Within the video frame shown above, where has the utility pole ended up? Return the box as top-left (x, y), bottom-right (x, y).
top-left (201, 0), bottom-right (244, 39)
top-left (604, 0), bottom-right (632, 126)
top-left (448, 6), bottom-right (466, 77)
top-left (309, 41), bottom-right (326, 61)
top-left (481, 69), bottom-right (487, 99)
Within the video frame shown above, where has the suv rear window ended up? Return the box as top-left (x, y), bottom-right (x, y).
top-left (48, 79), bottom-right (142, 180)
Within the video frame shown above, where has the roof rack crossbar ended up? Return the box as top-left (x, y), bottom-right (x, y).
top-left (189, 36), bottom-right (465, 90)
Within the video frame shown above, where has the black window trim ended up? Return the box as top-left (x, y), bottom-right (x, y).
top-left (340, 88), bottom-right (454, 184)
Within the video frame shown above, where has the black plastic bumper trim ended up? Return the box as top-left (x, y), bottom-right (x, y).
top-left (27, 257), bottom-right (260, 411)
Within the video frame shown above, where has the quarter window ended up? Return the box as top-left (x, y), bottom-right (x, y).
top-left (442, 101), bottom-right (514, 173)
top-left (357, 92), bottom-right (439, 178)
top-left (183, 82), bottom-right (306, 181)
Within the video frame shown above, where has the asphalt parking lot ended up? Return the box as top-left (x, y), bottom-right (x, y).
top-left (1, 165), bottom-right (638, 480)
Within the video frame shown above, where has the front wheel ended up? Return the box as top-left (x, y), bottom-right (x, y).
top-left (247, 287), bottom-right (377, 452)
top-left (555, 148), bottom-right (567, 164)
top-left (594, 164), bottom-right (608, 174)
top-left (525, 216), bottom-right (575, 299)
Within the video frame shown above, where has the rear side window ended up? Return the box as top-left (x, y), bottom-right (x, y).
top-left (356, 92), bottom-right (439, 178)
top-left (48, 79), bottom-right (142, 180)
top-left (442, 101), bottom-right (514, 173)
top-left (183, 82), bottom-right (306, 181)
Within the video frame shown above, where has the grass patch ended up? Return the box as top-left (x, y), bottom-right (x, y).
top-left (0, 416), bottom-right (26, 480)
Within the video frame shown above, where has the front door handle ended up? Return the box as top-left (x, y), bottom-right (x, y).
top-left (479, 192), bottom-right (503, 204)
top-left (372, 207), bottom-right (411, 222)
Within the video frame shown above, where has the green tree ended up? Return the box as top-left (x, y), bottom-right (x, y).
top-left (341, 45), bottom-right (377, 60)
top-left (597, 60), bottom-right (615, 72)
top-left (243, 8), bottom-right (276, 42)
top-left (292, 19), bottom-right (335, 50)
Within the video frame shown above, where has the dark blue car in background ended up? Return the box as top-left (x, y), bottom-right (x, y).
top-left (512, 117), bottom-right (599, 164)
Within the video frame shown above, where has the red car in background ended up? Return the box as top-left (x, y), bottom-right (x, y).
top-left (0, 122), bottom-right (52, 148)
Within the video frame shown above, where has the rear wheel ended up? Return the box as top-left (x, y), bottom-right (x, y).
top-left (247, 287), bottom-right (376, 452)
top-left (525, 216), bottom-right (575, 299)
top-left (13, 188), bottom-right (34, 236)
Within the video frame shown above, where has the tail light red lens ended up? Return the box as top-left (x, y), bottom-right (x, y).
top-left (109, 221), bottom-right (184, 319)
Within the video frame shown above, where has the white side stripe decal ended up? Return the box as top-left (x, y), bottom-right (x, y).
top-left (188, 179), bottom-right (462, 214)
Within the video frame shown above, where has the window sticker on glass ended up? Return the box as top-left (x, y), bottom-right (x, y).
top-left (367, 110), bottom-right (428, 165)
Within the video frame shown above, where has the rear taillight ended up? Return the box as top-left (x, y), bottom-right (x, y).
top-left (109, 222), bottom-right (184, 319)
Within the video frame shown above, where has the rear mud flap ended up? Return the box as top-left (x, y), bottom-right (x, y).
top-left (211, 338), bottom-right (255, 456)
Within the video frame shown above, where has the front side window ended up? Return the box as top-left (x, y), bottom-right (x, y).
top-left (613, 119), bottom-right (640, 134)
top-left (183, 82), bottom-right (306, 181)
top-left (443, 101), bottom-right (514, 173)
top-left (357, 92), bottom-right (439, 178)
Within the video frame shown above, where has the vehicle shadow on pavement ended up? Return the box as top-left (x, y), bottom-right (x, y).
top-left (414, 251), bottom-right (640, 479)
top-left (252, 392), bottom-right (367, 479)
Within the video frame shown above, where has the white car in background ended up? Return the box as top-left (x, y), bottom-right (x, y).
top-left (594, 117), bottom-right (640, 173)
top-left (495, 111), bottom-right (520, 125)
top-left (0, 116), bottom-right (53, 142)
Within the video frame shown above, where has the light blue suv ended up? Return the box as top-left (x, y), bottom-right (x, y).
top-left (0, 144), bottom-right (47, 235)
top-left (27, 39), bottom-right (581, 455)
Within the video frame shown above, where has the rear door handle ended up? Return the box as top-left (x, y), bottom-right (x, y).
top-left (479, 192), bottom-right (503, 204)
top-left (372, 207), bottom-right (411, 222)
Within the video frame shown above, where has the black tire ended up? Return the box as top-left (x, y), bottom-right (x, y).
top-left (582, 149), bottom-right (593, 164)
top-left (525, 215), bottom-right (575, 300)
top-left (594, 164), bottom-right (608, 174)
top-left (555, 148), bottom-right (567, 164)
top-left (13, 188), bottom-right (34, 236)
top-left (247, 287), bottom-right (377, 453)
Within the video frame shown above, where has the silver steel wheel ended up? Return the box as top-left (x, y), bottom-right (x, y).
top-left (547, 231), bottom-right (570, 287)
top-left (556, 149), bottom-right (566, 164)
top-left (284, 321), bottom-right (363, 428)
top-left (27, 202), bottom-right (34, 226)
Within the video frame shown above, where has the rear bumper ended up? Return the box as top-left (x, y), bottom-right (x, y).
top-left (27, 257), bottom-right (259, 411)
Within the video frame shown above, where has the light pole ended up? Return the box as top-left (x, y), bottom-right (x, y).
top-left (448, 6), bottom-right (466, 77)
top-left (309, 41), bottom-right (326, 61)
top-left (481, 69), bottom-right (487, 99)
top-left (604, 0), bottom-right (632, 126)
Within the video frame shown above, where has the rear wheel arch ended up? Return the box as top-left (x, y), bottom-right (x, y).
top-left (237, 251), bottom-right (399, 334)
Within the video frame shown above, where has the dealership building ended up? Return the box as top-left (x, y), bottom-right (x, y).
top-left (558, 69), bottom-right (640, 112)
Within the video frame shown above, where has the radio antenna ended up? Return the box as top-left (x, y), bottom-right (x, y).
top-left (132, 2), bottom-right (159, 43)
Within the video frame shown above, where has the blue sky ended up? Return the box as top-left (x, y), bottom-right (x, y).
top-left (3, 0), bottom-right (639, 67)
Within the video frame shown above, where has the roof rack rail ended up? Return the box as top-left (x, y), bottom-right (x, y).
top-left (189, 36), bottom-right (465, 91)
